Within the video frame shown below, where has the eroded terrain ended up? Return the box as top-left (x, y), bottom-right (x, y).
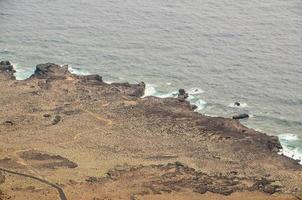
top-left (0, 61), bottom-right (301, 200)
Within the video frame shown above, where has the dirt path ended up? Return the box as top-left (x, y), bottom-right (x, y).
top-left (0, 167), bottom-right (68, 200)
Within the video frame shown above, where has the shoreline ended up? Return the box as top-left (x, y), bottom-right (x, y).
top-left (10, 62), bottom-right (302, 165)
top-left (0, 61), bottom-right (302, 199)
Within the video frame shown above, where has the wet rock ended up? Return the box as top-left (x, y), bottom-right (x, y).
top-left (232, 113), bottom-right (249, 120)
top-left (0, 61), bottom-right (14, 71)
top-left (191, 104), bottom-right (198, 110)
top-left (0, 60), bottom-right (15, 79)
top-left (267, 136), bottom-right (282, 152)
top-left (51, 115), bottom-right (61, 125)
top-left (234, 102), bottom-right (240, 106)
top-left (129, 82), bottom-right (145, 97)
top-left (178, 89), bottom-right (189, 102)
top-left (179, 89), bottom-right (186, 96)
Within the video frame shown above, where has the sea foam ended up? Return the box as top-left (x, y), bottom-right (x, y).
top-left (228, 102), bottom-right (249, 108)
top-left (68, 65), bottom-right (90, 76)
top-left (142, 83), bottom-right (207, 111)
top-left (278, 133), bottom-right (302, 164)
top-left (12, 63), bottom-right (34, 80)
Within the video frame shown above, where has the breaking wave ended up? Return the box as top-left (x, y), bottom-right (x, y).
top-left (143, 83), bottom-right (207, 111)
top-left (278, 133), bottom-right (302, 164)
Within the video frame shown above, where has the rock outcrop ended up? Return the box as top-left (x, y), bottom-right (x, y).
top-left (30, 63), bottom-right (71, 80)
top-left (0, 61), bottom-right (15, 80)
top-left (177, 88), bottom-right (189, 102)
top-left (233, 113), bottom-right (249, 120)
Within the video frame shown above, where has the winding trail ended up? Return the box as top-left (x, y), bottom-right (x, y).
top-left (0, 167), bottom-right (67, 200)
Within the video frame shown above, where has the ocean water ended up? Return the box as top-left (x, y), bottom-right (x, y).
top-left (0, 0), bottom-right (301, 163)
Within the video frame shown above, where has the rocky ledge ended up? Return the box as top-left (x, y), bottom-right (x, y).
top-left (0, 61), bottom-right (301, 200)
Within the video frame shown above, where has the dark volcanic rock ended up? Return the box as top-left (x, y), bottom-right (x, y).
top-left (232, 113), bottom-right (249, 120)
top-left (0, 61), bottom-right (14, 71)
top-left (177, 89), bottom-right (189, 102)
top-left (129, 82), bottom-right (145, 97)
top-left (30, 63), bottom-right (71, 79)
top-left (234, 102), bottom-right (240, 106)
top-left (19, 150), bottom-right (78, 169)
top-left (43, 113), bottom-right (51, 118)
top-left (111, 82), bottom-right (145, 97)
top-left (253, 178), bottom-right (280, 194)
top-left (191, 104), bottom-right (198, 110)
top-left (3, 120), bottom-right (14, 126)
top-left (100, 162), bottom-right (281, 196)
top-left (0, 60), bottom-right (16, 80)
top-left (51, 115), bottom-right (61, 125)
top-left (78, 74), bottom-right (103, 85)
top-left (178, 89), bottom-right (186, 96)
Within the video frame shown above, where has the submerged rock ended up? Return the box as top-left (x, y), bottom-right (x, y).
top-left (234, 102), bottom-right (240, 106)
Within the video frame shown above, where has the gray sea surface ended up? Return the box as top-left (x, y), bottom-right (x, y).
top-left (0, 0), bottom-right (301, 162)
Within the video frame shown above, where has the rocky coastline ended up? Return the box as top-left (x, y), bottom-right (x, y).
top-left (0, 61), bottom-right (301, 200)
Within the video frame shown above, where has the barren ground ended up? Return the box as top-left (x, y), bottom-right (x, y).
top-left (0, 62), bottom-right (301, 200)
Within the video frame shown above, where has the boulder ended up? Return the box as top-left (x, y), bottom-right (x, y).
top-left (179, 89), bottom-right (186, 96)
top-left (0, 61), bottom-right (14, 71)
top-left (51, 115), bottom-right (61, 125)
top-left (234, 102), bottom-right (240, 106)
top-left (178, 89), bottom-right (189, 102)
top-left (191, 104), bottom-right (198, 110)
top-left (232, 114), bottom-right (249, 120)
top-left (0, 60), bottom-right (15, 79)
top-left (130, 82), bottom-right (145, 97)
